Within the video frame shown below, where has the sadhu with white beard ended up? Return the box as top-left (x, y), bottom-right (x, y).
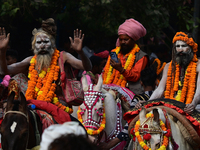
top-left (0, 18), bottom-right (92, 122)
top-left (136, 31), bottom-right (200, 114)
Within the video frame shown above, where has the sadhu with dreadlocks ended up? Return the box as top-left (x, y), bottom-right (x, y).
top-left (137, 31), bottom-right (200, 114)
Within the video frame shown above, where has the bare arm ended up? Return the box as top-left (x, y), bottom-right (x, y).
top-left (98, 138), bottom-right (121, 150)
top-left (149, 62), bottom-right (169, 100)
top-left (191, 60), bottom-right (200, 105)
top-left (7, 56), bottom-right (32, 76)
top-left (0, 27), bottom-right (10, 75)
top-left (67, 29), bottom-right (92, 71)
top-left (63, 52), bottom-right (86, 70)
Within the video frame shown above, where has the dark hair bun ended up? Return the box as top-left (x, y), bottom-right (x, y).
top-left (41, 18), bottom-right (57, 37)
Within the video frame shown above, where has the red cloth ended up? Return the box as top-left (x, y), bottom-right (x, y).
top-left (122, 56), bottom-right (148, 82)
top-left (0, 118), bottom-right (2, 126)
top-left (123, 101), bottom-right (200, 136)
top-left (27, 99), bottom-right (71, 124)
top-left (94, 50), bottom-right (109, 58)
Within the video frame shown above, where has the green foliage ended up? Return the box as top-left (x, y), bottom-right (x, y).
top-left (0, 0), bottom-right (195, 43)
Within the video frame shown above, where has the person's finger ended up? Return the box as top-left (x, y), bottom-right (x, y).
top-left (184, 107), bottom-right (193, 113)
top-left (7, 33), bottom-right (10, 40)
top-left (0, 27), bottom-right (2, 35)
top-left (73, 30), bottom-right (76, 38)
top-left (79, 30), bottom-right (82, 38)
top-left (69, 37), bottom-right (73, 44)
top-left (76, 29), bottom-right (78, 37)
top-left (2, 27), bottom-right (5, 35)
top-left (81, 33), bottom-right (84, 40)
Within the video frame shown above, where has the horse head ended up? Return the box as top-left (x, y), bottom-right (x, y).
top-left (79, 75), bottom-right (117, 142)
top-left (137, 107), bottom-right (164, 150)
top-left (1, 91), bottom-right (29, 150)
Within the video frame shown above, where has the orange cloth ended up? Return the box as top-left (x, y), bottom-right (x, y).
top-left (122, 56), bottom-right (148, 82)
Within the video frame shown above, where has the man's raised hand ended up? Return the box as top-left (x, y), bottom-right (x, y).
top-left (0, 27), bottom-right (10, 52)
top-left (69, 29), bottom-right (84, 53)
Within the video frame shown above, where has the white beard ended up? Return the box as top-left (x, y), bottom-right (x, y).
top-left (34, 48), bottom-right (54, 73)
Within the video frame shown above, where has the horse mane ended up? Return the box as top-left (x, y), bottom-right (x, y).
top-left (12, 100), bottom-right (20, 111)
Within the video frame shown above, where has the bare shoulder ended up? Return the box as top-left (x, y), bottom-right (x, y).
top-left (22, 56), bottom-right (33, 63)
top-left (62, 51), bottom-right (74, 61)
top-left (196, 59), bottom-right (200, 72)
top-left (62, 51), bottom-right (79, 62)
top-left (163, 62), bottom-right (170, 72)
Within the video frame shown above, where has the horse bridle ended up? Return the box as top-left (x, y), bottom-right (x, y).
top-left (3, 111), bottom-right (29, 122)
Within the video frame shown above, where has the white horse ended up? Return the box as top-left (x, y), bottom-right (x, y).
top-left (127, 107), bottom-right (195, 150)
top-left (72, 75), bottom-right (124, 147)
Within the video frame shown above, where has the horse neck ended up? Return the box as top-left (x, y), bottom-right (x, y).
top-left (168, 115), bottom-right (193, 150)
top-left (27, 108), bottom-right (42, 149)
top-left (103, 92), bottom-right (117, 137)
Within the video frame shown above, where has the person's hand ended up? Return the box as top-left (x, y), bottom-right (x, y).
top-left (184, 103), bottom-right (196, 114)
top-left (110, 59), bottom-right (124, 73)
top-left (69, 29), bottom-right (84, 53)
top-left (97, 142), bottom-right (110, 150)
top-left (135, 100), bottom-right (145, 109)
top-left (91, 74), bottom-right (99, 85)
top-left (0, 27), bottom-right (10, 52)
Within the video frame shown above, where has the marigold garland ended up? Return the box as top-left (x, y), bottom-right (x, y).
top-left (103, 44), bottom-right (140, 87)
top-left (77, 106), bottom-right (106, 135)
top-left (25, 49), bottom-right (73, 114)
top-left (153, 58), bottom-right (166, 75)
top-left (164, 60), bottom-right (197, 104)
top-left (132, 114), bottom-right (169, 150)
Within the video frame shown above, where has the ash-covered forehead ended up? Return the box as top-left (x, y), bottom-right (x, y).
top-left (175, 40), bottom-right (188, 46)
top-left (36, 32), bottom-right (50, 40)
top-left (35, 33), bottom-right (51, 42)
top-left (32, 31), bottom-right (55, 50)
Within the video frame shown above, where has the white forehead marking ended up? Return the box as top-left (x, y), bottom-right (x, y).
top-left (10, 121), bottom-right (17, 133)
top-left (175, 40), bottom-right (187, 45)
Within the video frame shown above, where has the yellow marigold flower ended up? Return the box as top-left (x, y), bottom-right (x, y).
top-left (35, 87), bottom-right (39, 92)
top-left (30, 58), bottom-right (35, 63)
top-left (39, 70), bottom-right (46, 78)
top-left (38, 91), bottom-right (43, 95)
top-left (136, 121), bottom-right (140, 125)
top-left (103, 113), bottom-right (106, 117)
top-left (87, 129), bottom-right (93, 135)
top-left (135, 131), bottom-right (139, 136)
top-left (28, 73), bottom-right (31, 79)
top-left (53, 97), bottom-right (59, 103)
top-left (65, 107), bottom-right (69, 112)
top-left (146, 113), bottom-right (153, 118)
top-left (157, 145), bottom-right (166, 150)
top-left (140, 141), bottom-right (146, 147)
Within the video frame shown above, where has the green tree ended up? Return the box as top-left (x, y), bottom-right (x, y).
top-left (0, 0), bottom-right (196, 49)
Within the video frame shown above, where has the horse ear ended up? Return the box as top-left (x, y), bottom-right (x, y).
top-left (153, 109), bottom-right (160, 124)
top-left (94, 75), bottom-right (102, 91)
top-left (6, 91), bottom-right (15, 111)
top-left (139, 107), bottom-right (146, 124)
top-left (81, 75), bottom-right (88, 91)
top-left (20, 92), bottom-right (27, 111)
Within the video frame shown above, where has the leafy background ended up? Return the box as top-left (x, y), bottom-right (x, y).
top-left (0, 0), bottom-right (199, 61)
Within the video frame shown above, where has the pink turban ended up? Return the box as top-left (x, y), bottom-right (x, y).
top-left (116, 18), bottom-right (146, 46)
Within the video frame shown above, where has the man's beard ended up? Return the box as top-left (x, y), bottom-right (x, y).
top-left (120, 44), bottom-right (132, 55)
top-left (34, 47), bottom-right (54, 73)
top-left (176, 51), bottom-right (193, 67)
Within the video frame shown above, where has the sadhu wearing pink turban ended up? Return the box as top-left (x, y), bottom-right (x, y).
top-left (103, 18), bottom-right (148, 94)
